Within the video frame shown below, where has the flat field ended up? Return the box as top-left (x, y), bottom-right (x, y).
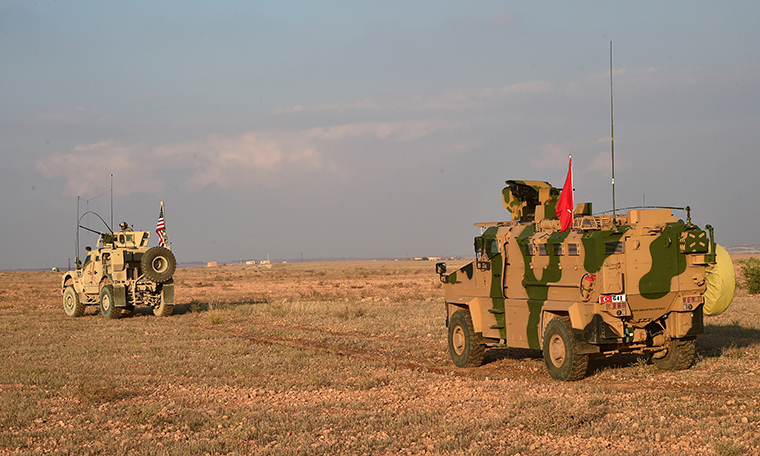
top-left (1, 260), bottom-right (759, 456)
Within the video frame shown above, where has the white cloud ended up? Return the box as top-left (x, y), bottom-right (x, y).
top-left (36, 118), bottom-right (456, 195)
top-left (306, 119), bottom-right (456, 142)
top-left (530, 144), bottom-right (570, 170)
top-left (272, 80), bottom-right (554, 115)
top-left (35, 140), bottom-right (162, 196)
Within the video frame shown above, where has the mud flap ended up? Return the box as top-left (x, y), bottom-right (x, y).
top-left (114, 285), bottom-right (127, 308)
top-left (572, 329), bottom-right (601, 354)
top-left (583, 314), bottom-right (620, 345)
top-left (669, 306), bottom-right (704, 338)
top-left (162, 283), bottom-right (175, 306)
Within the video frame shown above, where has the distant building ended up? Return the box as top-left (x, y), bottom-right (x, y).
top-left (207, 261), bottom-right (218, 267)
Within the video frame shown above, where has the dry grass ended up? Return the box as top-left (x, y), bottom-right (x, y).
top-left (0, 259), bottom-right (759, 455)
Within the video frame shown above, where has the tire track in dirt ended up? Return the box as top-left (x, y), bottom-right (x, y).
top-left (188, 321), bottom-right (755, 395)
top-left (191, 322), bottom-right (476, 379)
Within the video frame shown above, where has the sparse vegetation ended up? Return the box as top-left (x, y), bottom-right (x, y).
top-left (0, 261), bottom-right (759, 455)
top-left (738, 256), bottom-right (760, 294)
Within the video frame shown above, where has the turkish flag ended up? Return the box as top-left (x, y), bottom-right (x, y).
top-left (556, 155), bottom-right (574, 232)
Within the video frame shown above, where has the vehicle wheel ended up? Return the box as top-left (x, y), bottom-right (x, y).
top-left (448, 310), bottom-right (485, 368)
top-left (543, 316), bottom-right (589, 381)
top-left (653, 338), bottom-right (696, 371)
top-left (63, 286), bottom-right (85, 318)
top-left (99, 285), bottom-right (122, 319)
top-left (141, 247), bottom-right (176, 283)
top-left (153, 301), bottom-right (173, 317)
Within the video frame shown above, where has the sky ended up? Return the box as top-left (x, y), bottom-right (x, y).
top-left (2, 1), bottom-right (759, 269)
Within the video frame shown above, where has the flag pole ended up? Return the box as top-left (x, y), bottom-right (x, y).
top-left (161, 201), bottom-right (168, 248)
top-left (569, 154), bottom-right (574, 214)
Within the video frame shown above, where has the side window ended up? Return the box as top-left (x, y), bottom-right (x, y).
top-left (568, 243), bottom-right (579, 256)
top-left (474, 236), bottom-right (493, 271)
top-left (486, 238), bottom-right (499, 258)
top-left (605, 242), bottom-right (624, 255)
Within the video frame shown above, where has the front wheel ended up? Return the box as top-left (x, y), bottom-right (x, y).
top-left (63, 286), bottom-right (85, 317)
top-left (543, 316), bottom-right (589, 381)
top-left (653, 338), bottom-right (696, 371)
top-left (448, 310), bottom-right (485, 368)
top-left (99, 285), bottom-right (122, 319)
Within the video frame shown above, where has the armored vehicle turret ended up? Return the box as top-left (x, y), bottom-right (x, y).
top-left (62, 222), bottom-right (176, 319)
top-left (437, 180), bottom-right (735, 381)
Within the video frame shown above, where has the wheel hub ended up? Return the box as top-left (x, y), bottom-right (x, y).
top-left (152, 257), bottom-right (167, 273)
top-left (549, 334), bottom-right (567, 368)
top-left (452, 326), bottom-right (466, 355)
top-left (64, 294), bottom-right (74, 311)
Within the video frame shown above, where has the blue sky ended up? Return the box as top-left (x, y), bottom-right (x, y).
top-left (2, 1), bottom-right (759, 269)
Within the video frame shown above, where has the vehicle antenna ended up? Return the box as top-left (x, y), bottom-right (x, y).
top-left (110, 174), bottom-right (114, 234)
top-left (610, 41), bottom-right (617, 226)
top-left (76, 196), bottom-right (80, 267)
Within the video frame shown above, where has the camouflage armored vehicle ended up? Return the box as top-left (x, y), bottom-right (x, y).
top-left (61, 223), bottom-right (176, 319)
top-left (436, 180), bottom-right (735, 381)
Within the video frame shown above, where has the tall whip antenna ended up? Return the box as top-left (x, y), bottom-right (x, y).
top-left (110, 173), bottom-right (114, 233)
top-left (610, 41), bottom-right (617, 225)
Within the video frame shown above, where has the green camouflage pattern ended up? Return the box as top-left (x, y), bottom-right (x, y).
top-left (438, 180), bottom-right (730, 380)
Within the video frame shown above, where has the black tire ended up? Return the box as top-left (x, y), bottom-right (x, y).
top-left (653, 338), bottom-right (696, 371)
top-left (99, 285), bottom-right (121, 319)
top-left (448, 310), bottom-right (485, 368)
top-left (543, 316), bottom-right (589, 381)
top-left (141, 247), bottom-right (176, 283)
top-left (63, 286), bottom-right (85, 318)
top-left (153, 301), bottom-right (173, 317)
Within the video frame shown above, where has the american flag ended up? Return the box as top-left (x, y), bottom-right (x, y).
top-left (156, 203), bottom-right (167, 247)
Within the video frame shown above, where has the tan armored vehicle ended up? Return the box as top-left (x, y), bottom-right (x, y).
top-left (62, 222), bottom-right (176, 319)
top-left (436, 180), bottom-right (735, 381)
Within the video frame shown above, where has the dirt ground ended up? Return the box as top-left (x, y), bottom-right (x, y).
top-left (1, 259), bottom-right (758, 455)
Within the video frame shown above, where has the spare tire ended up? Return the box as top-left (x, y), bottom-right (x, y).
top-left (141, 247), bottom-right (176, 283)
top-left (703, 244), bottom-right (735, 316)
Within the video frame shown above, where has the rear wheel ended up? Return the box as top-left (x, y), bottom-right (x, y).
top-left (63, 286), bottom-right (85, 317)
top-left (653, 338), bottom-right (696, 371)
top-left (99, 285), bottom-right (121, 319)
top-left (448, 310), bottom-right (485, 368)
top-left (153, 300), bottom-right (173, 317)
top-left (543, 316), bottom-right (589, 381)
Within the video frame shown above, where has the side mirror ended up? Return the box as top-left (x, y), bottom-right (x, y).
top-left (435, 262), bottom-right (447, 275)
